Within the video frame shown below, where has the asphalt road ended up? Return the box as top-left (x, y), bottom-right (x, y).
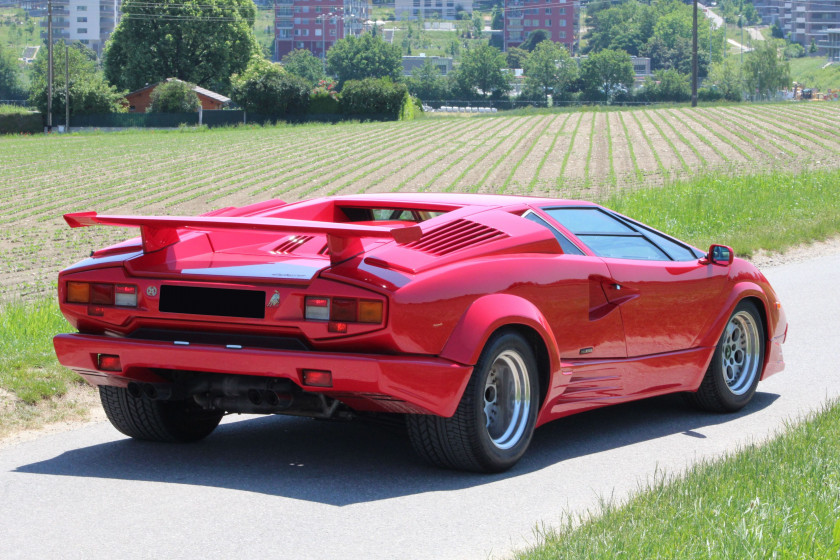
top-left (2, 251), bottom-right (838, 560)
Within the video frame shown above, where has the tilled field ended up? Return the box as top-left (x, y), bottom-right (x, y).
top-left (1, 102), bottom-right (839, 299)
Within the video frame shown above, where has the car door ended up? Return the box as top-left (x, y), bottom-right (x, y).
top-left (599, 257), bottom-right (729, 357)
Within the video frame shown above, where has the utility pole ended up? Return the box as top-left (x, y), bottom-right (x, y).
top-left (47, 0), bottom-right (53, 131)
top-left (691, 0), bottom-right (698, 107)
top-left (65, 44), bottom-right (69, 132)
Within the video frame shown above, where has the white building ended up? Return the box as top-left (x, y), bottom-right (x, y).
top-left (395, 0), bottom-right (472, 21)
top-left (41, 0), bottom-right (120, 56)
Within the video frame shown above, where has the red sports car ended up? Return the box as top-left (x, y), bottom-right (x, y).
top-left (53, 194), bottom-right (787, 472)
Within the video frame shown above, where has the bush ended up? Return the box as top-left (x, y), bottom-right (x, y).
top-left (339, 78), bottom-right (409, 120)
top-left (231, 58), bottom-right (310, 117)
top-left (148, 80), bottom-right (200, 113)
top-left (0, 106), bottom-right (42, 134)
top-left (784, 43), bottom-right (806, 60)
top-left (308, 79), bottom-right (340, 114)
top-left (698, 87), bottom-right (725, 102)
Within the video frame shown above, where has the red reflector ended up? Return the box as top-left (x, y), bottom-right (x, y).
top-left (98, 354), bottom-right (122, 372)
top-left (307, 297), bottom-right (329, 307)
top-left (115, 284), bottom-right (136, 294)
top-left (87, 305), bottom-right (105, 316)
top-left (328, 321), bottom-right (348, 333)
top-left (302, 369), bottom-right (332, 387)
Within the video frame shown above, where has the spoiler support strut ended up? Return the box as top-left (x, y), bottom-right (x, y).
top-left (64, 212), bottom-right (423, 265)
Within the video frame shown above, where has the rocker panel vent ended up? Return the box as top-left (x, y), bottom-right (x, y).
top-left (406, 219), bottom-right (508, 256)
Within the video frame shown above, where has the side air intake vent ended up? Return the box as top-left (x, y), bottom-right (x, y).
top-left (273, 235), bottom-right (314, 254)
top-left (406, 219), bottom-right (508, 256)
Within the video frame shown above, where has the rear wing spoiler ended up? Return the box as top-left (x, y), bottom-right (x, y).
top-left (64, 212), bottom-right (423, 264)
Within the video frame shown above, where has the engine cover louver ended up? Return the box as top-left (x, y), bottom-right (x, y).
top-left (273, 235), bottom-right (314, 254)
top-left (406, 219), bottom-right (508, 256)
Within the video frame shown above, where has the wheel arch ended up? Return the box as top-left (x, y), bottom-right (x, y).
top-left (438, 294), bottom-right (559, 411)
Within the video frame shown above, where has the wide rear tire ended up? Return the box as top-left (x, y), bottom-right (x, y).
top-left (686, 300), bottom-right (765, 412)
top-left (100, 386), bottom-right (223, 442)
top-left (407, 332), bottom-right (539, 473)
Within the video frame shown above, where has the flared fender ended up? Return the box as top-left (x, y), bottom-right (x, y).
top-left (439, 294), bottom-right (562, 374)
top-left (692, 280), bottom-right (784, 351)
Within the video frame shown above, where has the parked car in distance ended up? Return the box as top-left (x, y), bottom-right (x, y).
top-left (53, 194), bottom-right (787, 472)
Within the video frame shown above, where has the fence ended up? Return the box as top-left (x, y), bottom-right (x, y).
top-left (55, 110), bottom-right (395, 129)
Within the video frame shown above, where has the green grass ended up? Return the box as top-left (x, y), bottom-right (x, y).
top-left (516, 399), bottom-right (840, 559)
top-left (254, 6), bottom-right (275, 56)
top-left (0, 7), bottom-right (41, 53)
top-left (788, 56), bottom-right (840, 92)
top-left (605, 167), bottom-right (840, 256)
top-left (0, 298), bottom-right (80, 404)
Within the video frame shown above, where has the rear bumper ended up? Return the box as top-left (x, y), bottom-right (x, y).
top-left (53, 333), bottom-right (472, 417)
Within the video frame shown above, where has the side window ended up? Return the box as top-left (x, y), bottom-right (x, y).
top-left (523, 212), bottom-right (584, 255)
top-left (542, 207), bottom-right (693, 261)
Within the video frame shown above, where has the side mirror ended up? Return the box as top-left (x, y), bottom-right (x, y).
top-left (707, 244), bottom-right (734, 265)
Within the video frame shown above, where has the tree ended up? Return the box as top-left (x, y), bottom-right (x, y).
top-left (148, 80), bottom-right (200, 112)
top-left (520, 29), bottom-right (552, 52)
top-left (743, 41), bottom-right (790, 100)
top-left (326, 33), bottom-right (403, 89)
top-left (522, 41), bottom-right (578, 101)
top-left (580, 48), bottom-right (634, 103)
top-left (771, 23), bottom-right (784, 39)
top-left (472, 12), bottom-right (483, 38)
top-left (0, 44), bottom-right (25, 101)
top-left (281, 49), bottom-right (326, 86)
top-left (490, 6), bottom-right (504, 30)
top-left (707, 57), bottom-right (743, 101)
top-left (406, 59), bottom-right (449, 102)
top-left (506, 47), bottom-right (529, 69)
top-left (453, 44), bottom-right (510, 98)
top-left (103, 0), bottom-right (260, 94)
top-left (230, 57), bottom-right (310, 116)
top-left (29, 42), bottom-right (126, 116)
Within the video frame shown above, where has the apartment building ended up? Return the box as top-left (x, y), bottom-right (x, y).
top-left (40, 0), bottom-right (119, 56)
top-left (394, 0), bottom-right (472, 21)
top-left (754, 0), bottom-right (840, 54)
top-left (275, 0), bottom-right (369, 61)
top-left (504, 0), bottom-right (577, 53)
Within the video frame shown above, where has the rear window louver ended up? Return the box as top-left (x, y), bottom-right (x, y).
top-left (273, 235), bottom-right (314, 254)
top-left (406, 219), bottom-right (508, 256)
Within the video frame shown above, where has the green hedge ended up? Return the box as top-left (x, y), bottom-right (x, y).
top-left (340, 78), bottom-right (410, 120)
top-left (0, 110), bottom-right (43, 134)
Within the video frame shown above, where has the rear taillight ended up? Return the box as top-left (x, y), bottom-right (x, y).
top-left (305, 296), bottom-right (383, 324)
top-left (66, 282), bottom-right (138, 308)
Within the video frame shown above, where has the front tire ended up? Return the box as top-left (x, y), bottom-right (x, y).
top-left (100, 386), bottom-right (223, 442)
top-left (407, 332), bottom-right (539, 473)
top-left (686, 300), bottom-right (765, 412)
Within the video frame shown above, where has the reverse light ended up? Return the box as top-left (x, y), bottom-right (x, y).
top-left (305, 296), bottom-right (383, 325)
top-left (304, 297), bottom-right (330, 320)
top-left (302, 369), bottom-right (333, 387)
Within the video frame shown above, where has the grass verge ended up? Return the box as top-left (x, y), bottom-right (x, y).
top-left (515, 400), bottom-right (840, 559)
top-left (0, 298), bottom-right (93, 438)
top-left (605, 166), bottom-right (840, 257)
